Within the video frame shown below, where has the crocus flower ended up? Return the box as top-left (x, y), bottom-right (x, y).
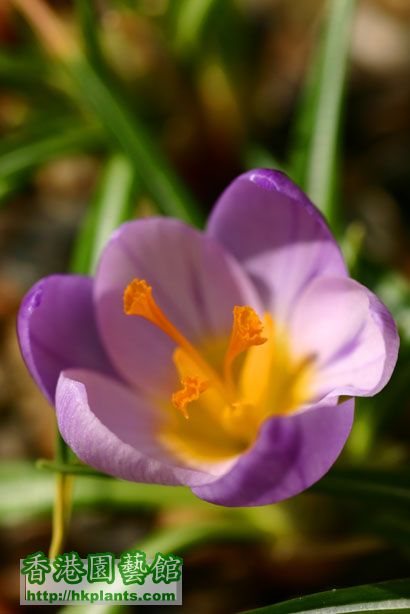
top-left (18, 170), bottom-right (399, 506)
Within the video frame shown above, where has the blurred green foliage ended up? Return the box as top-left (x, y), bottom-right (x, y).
top-left (1, 0), bottom-right (409, 610)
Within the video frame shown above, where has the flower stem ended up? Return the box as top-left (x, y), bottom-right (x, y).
top-left (48, 430), bottom-right (73, 559)
top-left (48, 473), bottom-right (73, 559)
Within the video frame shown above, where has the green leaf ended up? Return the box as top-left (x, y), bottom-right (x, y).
top-left (311, 467), bottom-right (410, 508)
top-left (366, 509), bottom-right (410, 547)
top-left (70, 153), bottom-right (139, 274)
top-left (71, 0), bottom-right (202, 226)
top-left (0, 118), bottom-right (101, 196)
top-left (243, 579), bottom-right (410, 613)
top-left (75, 0), bottom-right (105, 72)
top-left (340, 221), bottom-right (366, 275)
top-left (65, 57), bottom-right (204, 226)
top-left (289, 0), bottom-right (356, 229)
top-left (138, 519), bottom-right (265, 557)
top-left (36, 459), bottom-right (109, 477)
top-left (376, 272), bottom-right (410, 346)
top-left (0, 177), bottom-right (19, 205)
top-left (0, 462), bottom-right (206, 527)
top-left (172, 0), bottom-right (219, 56)
top-left (0, 48), bottom-right (49, 90)
top-left (243, 144), bottom-right (286, 173)
top-left (0, 463), bottom-right (292, 534)
top-left (9, 0), bottom-right (204, 225)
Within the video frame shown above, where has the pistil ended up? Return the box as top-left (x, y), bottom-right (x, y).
top-left (123, 279), bottom-right (268, 420)
top-left (124, 279), bottom-right (229, 406)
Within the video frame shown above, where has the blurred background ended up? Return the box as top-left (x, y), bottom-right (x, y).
top-left (0, 0), bottom-right (409, 612)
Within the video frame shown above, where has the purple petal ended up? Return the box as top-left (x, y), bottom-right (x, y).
top-left (17, 275), bottom-right (114, 404)
top-left (289, 277), bottom-right (399, 398)
top-left (207, 169), bottom-right (347, 320)
top-left (192, 399), bottom-right (354, 506)
top-left (94, 217), bottom-right (262, 395)
top-left (56, 368), bottom-right (214, 487)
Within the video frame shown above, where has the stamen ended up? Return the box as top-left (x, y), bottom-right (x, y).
top-left (124, 279), bottom-right (156, 320)
top-left (124, 279), bottom-right (198, 353)
top-left (224, 306), bottom-right (267, 388)
top-left (124, 278), bottom-right (230, 401)
top-left (172, 376), bottom-right (209, 419)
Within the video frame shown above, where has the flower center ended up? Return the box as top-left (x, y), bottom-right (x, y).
top-left (124, 278), bottom-right (314, 464)
top-left (124, 279), bottom-right (266, 414)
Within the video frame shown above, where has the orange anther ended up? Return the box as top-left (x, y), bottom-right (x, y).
top-left (172, 376), bottom-right (209, 419)
top-left (124, 279), bottom-right (155, 319)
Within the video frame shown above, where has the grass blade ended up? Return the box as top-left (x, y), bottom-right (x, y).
top-left (243, 578), bottom-right (410, 613)
top-left (10, 0), bottom-right (204, 225)
top-left (311, 467), bottom-right (410, 508)
top-left (0, 462), bottom-right (203, 527)
top-left (138, 519), bottom-right (265, 558)
top-left (172, 0), bottom-right (219, 56)
top-left (0, 119), bottom-right (101, 194)
top-left (289, 0), bottom-right (356, 228)
top-left (243, 144), bottom-right (286, 173)
top-left (66, 57), bottom-right (203, 225)
top-left (0, 48), bottom-right (54, 91)
top-left (75, 0), bottom-right (105, 72)
top-left (70, 153), bottom-right (139, 274)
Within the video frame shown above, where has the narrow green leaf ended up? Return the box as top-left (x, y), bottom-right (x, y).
top-left (138, 519), bottom-right (265, 557)
top-left (65, 57), bottom-right (204, 226)
top-left (0, 462), bottom-right (206, 527)
top-left (289, 0), bottom-right (356, 228)
top-left (243, 578), bottom-right (410, 613)
top-left (172, 0), bottom-right (219, 56)
top-left (243, 144), bottom-right (286, 173)
top-left (70, 153), bottom-right (138, 274)
top-left (8, 0), bottom-right (203, 223)
top-left (367, 512), bottom-right (410, 547)
top-left (0, 177), bottom-right (19, 205)
top-left (36, 459), bottom-right (108, 477)
top-left (0, 48), bottom-right (49, 89)
top-left (75, 0), bottom-right (105, 72)
top-left (311, 467), bottom-right (410, 508)
top-left (376, 272), bottom-right (410, 346)
top-left (340, 221), bottom-right (365, 275)
top-left (0, 119), bottom-right (100, 191)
